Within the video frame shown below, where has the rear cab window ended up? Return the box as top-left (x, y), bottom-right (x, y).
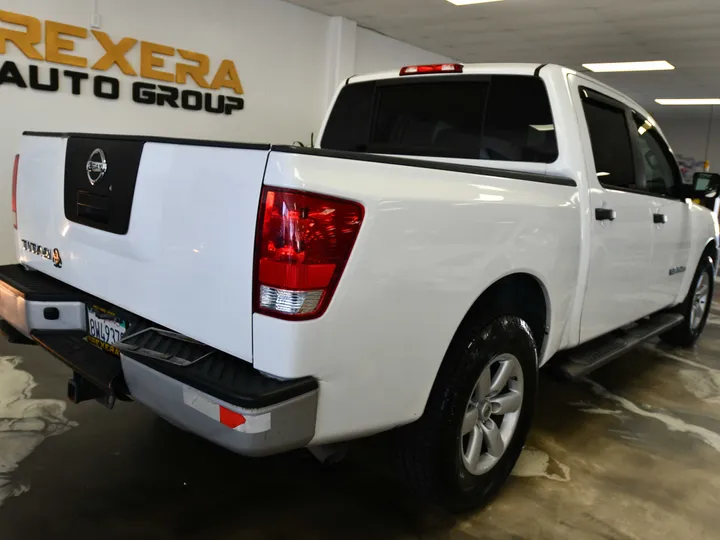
top-left (321, 75), bottom-right (558, 164)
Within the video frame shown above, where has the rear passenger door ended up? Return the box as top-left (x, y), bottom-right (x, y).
top-left (577, 87), bottom-right (657, 342)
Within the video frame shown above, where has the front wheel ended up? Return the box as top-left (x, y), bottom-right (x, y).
top-left (660, 256), bottom-right (714, 347)
top-left (394, 315), bottom-right (538, 513)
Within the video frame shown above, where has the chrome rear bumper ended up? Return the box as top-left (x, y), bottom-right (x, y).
top-left (0, 263), bottom-right (319, 457)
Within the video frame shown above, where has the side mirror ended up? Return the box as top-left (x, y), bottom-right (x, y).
top-left (690, 172), bottom-right (720, 199)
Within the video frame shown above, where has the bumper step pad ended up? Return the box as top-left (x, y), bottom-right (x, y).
top-left (32, 330), bottom-right (128, 402)
top-left (0, 264), bottom-right (84, 301)
top-left (120, 326), bottom-right (317, 409)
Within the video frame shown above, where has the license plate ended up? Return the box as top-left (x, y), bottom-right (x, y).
top-left (86, 305), bottom-right (127, 356)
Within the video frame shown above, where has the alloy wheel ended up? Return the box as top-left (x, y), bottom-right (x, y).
top-left (460, 353), bottom-right (524, 476)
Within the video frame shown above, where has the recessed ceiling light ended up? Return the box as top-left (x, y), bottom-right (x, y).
top-left (655, 98), bottom-right (720, 106)
top-left (446, 0), bottom-right (504, 5)
top-left (582, 60), bottom-right (675, 73)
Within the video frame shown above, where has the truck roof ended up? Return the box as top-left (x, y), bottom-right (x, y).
top-left (348, 62), bottom-right (554, 84)
top-left (346, 62), bottom-right (658, 137)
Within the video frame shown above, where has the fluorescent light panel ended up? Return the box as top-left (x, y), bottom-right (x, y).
top-left (655, 98), bottom-right (720, 106)
top-left (582, 60), bottom-right (674, 73)
top-left (446, 0), bottom-right (504, 5)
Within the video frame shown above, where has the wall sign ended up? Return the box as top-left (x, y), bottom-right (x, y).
top-left (0, 10), bottom-right (245, 115)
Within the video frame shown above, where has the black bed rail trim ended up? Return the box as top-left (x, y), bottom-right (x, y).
top-left (23, 131), bottom-right (271, 151)
top-left (272, 146), bottom-right (577, 187)
top-left (22, 132), bottom-right (576, 187)
top-left (0, 264), bottom-right (85, 302)
top-left (534, 63), bottom-right (548, 76)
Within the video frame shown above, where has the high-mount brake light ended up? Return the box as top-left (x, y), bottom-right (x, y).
top-left (254, 188), bottom-right (364, 320)
top-left (399, 63), bottom-right (464, 76)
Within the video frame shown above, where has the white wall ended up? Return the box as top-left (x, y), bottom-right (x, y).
top-left (655, 116), bottom-right (720, 173)
top-left (1, 0), bottom-right (330, 144)
top-left (355, 27), bottom-right (453, 76)
top-left (0, 0), bottom-right (446, 262)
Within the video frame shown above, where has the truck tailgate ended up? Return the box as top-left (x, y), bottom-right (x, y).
top-left (15, 133), bottom-right (270, 362)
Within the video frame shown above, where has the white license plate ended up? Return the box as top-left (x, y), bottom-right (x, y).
top-left (86, 306), bottom-right (127, 355)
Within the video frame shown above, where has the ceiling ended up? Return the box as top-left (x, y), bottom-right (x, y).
top-left (286, 0), bottom-right (720, 121)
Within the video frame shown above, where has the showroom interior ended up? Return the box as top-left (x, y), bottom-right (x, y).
top-left (2, 0), bottom-right (720, 538)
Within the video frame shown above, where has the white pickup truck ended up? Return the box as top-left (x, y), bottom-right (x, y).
top-left (2, 63), bottom-right (719, 511)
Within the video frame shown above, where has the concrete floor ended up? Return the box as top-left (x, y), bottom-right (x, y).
top-left (2, 304), bottom-right (720, 539)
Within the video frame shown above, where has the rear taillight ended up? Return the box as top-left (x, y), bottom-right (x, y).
top-left (11, 154), bottom-right (19, 229)
top-left (399, 63), bottom-right (464, 76)
top-left (254, 188), bottom-right (364, 320)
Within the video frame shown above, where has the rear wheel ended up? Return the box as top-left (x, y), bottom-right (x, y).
top-left (394, 314), bottom-right (538, 513)
top-left (660, 256), bottom-right (714, 347)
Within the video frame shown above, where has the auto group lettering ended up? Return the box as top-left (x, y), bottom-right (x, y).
top-left (0, 10), bottom-right (245, 115)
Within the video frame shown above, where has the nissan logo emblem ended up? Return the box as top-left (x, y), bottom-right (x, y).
top-left (86, 148), bottom-right (107, 185)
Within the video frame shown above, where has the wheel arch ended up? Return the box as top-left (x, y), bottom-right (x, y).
top-left (434, 272), bottom-right (549, 383)
top-left (467, 272), bottom-right (549, 354)
top-left (689, 239), bottom-right (718, 297)
top-left (701, 238), bottom-right (718, 269)
top-left (673, 236), bottom-right (718, 307)
top-left (418, 271), bottom-right (548, 423)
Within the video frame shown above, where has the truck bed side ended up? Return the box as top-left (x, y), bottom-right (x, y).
top-left (254, 148), bottom-right (581, 442)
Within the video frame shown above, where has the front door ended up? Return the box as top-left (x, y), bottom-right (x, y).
top-left (575, 84), bottom-right (657, 342)
top-left (631, 113), bottom-right (692, 307)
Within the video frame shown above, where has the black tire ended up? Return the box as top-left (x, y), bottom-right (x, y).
top-left (394, 314), bottom-right (538, 513)
top-left (660, 256), bottom-right (714, 347)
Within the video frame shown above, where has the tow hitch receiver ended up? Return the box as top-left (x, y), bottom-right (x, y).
top-left (67, 372), bottom-right (117, 409)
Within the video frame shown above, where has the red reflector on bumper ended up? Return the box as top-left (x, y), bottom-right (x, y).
top-left (219, 407), bottom-right (246, 429)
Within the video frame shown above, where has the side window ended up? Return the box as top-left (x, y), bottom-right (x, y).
top-left (322, 82), bottom-right (375, 152)
top-left (632, 114), bottom-right (682, 197)
top-left (482, 75), bottom-right (558, 163)
top-left (581, 97), bottom-right (636, 189)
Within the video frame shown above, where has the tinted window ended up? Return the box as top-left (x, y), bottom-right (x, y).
top-left (321, 82), bottom-right (374, 152)
top-left (322, 75), bottom-right (558, 163)
top-left (633, 114), bottom-right (682, 197)
top-left (582, 99), bottom-right (636, 189)
top-left (372, 82), bottom-right (489, 158)
top-left (483, 76), bottom-right (557, 163)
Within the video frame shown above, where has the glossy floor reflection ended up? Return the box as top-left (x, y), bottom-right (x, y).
top-left (2, 302), bottom-right (720, 539)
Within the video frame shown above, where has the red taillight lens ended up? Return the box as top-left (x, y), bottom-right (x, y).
top-left (255, 188), bottom-right (364, 320)
top-left (11, 154), bottom-right (19, 229)
top-left (400, 63), bottom-right (464, 76)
